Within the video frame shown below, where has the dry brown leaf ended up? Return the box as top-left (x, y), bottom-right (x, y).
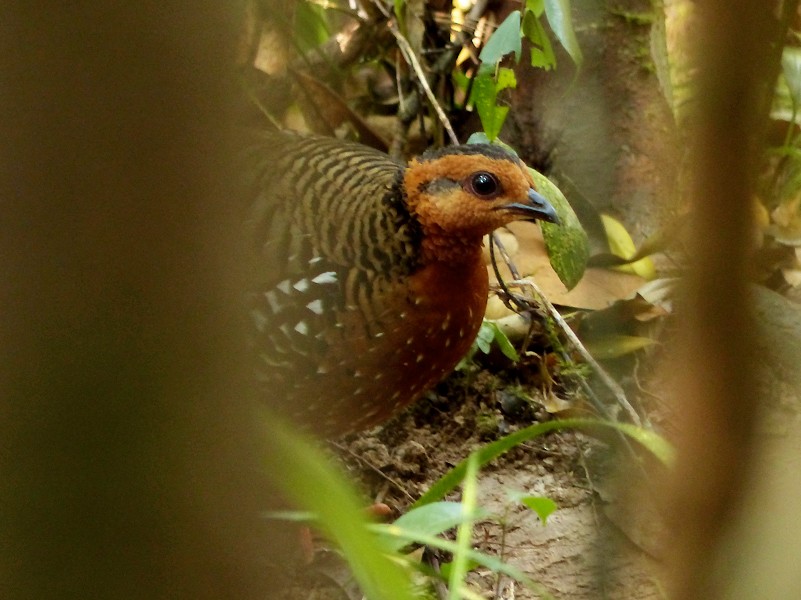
top-left (487, 222), bottom-right (646, 310)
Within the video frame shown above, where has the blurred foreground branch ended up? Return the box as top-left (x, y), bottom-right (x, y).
top-left (0, 3), bottom-right (272, 598)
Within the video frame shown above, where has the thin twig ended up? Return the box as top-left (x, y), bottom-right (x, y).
top-left (330, 441), bottom-right (417, 504)
top-left (389, 23), bottom-right (459, 145)
top-left (507, 277), bottom-right (642, 426)
top-left (370, 0), bottom-right (459, 144)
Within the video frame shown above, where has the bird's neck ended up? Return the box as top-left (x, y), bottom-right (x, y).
top-left (418, 228), bottom-right (484, 267)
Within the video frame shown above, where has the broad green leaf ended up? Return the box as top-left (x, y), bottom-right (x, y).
top-left (472, 72), bottom-right (511, 141)
top-left (522, 9), bottom-right (557, 70)
top-left (379, 501), bottom-right (486, 553)
top-left (543, 0), bottom-right (583, 66)
top-left (478, 10), bottom-right (522, 68)
top-left (509, 492), bottom-right (558, 524)
top-left (413, 418), bottom-right (674, 508)
top-left (584, 334), bottom-right (657, 360)
top-left (530, 169), bottom-right (589, 290)
top-left (264, 417), bottom-right (415, 600)
top-left (466, 131), bottom-right (493, 145)
top-left (600, 214), bottom-right (656, 280)
top-left (371, 525), bottom-right (555, 598)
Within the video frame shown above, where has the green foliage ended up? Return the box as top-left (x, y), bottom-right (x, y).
top-left (478, 10), bottom-right (522, 68)
top-left (263, 416), bottom-right (416, 600)
top-left (541, 0), bottom-right (583, 66)
top-left (473, 2), bottom-right (581, 139)
top-left (371, 452), bottom-right (557, 599)
top-left (295, 1), bottom-right (331, 52)
top-left (473, 69), bottom-right (517, 141)
top-left (457, 319), bottom-right (519, 370)
top-left (265, 414), bottom-right (670, 598)
top-left (376, 501), bottom-right (487, 553)
top-left (414, 418), bottom-right (675, 508)
top-left (529, 168), bottom-right (589, 289)
top-left (510, 491), bottom-right (558, 525)
top-left (523, 1), bottom-right (557, 70)
top-left (448, 452), bottom-right (479, 599)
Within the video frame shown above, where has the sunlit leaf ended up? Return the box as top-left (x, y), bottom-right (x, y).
top-left (526, 0), bottom-right (545, 17)
top-left (509, 492), bottom-right (558, 524)
top-left (378, 501), bottom-right (486, 553)
top-left (522, 8), bottom-right (556, 70)
top-left (530, 169), bottom-right (589, 289)
top-left (372, 525), bottom-right (554, 597)
top-left (496, 67), bottom-right (517, 91)
top-left (478, 10), bottom-right (522, 68)
top-left (543, 0), bottom-right (583, 66)
top-left (600, 214), bottom-right (656, 280)
top-left (472, 72), bottom-right (512, 140)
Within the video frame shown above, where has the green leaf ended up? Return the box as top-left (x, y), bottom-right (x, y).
top-left (529, 169), bottom-right (589, 290)
top-left (294, 1), bottom-right (331, 52)
top-left (600, 214), bottom-right (656, 279)
top-left (522, 9), bottom-right (556, 70)
top-left (371, 525), bottom-right (555, 598)
top-left (263, 416), bottom-right (416, 600)
top-left (478, 10), bottom-right (522, 67)
top-left (543, 0), bottom-right (583, 66)
top-left (439, 558), bottom-right (480, 580)
top-left (526, 0), bottom-right (545, 17)
top-left (378, 501), bottom-right (486, 553)
top-left (489, 321), bottom-right (520, 361)
top-left (496, 67), bottom-right (517, 91)
top-left (465, 131), bottom-right (493, 145)
top-left (474, 320), bottom-right (495, 354)
top-left (413, 418), bottom-right (675, 508)
top-left (472, 72), bottom-right (511, 141)
top-left (510, 493), bottom-right (558, 524)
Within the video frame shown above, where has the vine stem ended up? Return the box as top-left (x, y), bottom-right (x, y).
top-left (506, 276), bottom-right (642, 426)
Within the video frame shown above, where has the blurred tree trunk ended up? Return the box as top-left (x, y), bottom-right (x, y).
top-left (664, 0), bottom-right (789, 598)
top-left (0, 3), bottom-right (272, 598)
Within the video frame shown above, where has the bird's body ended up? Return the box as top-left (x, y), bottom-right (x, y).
top-left (244, 131), bottom-right (558, 437)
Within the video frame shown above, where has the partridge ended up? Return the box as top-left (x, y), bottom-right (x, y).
top-left (244, 131), bottom-right (559, 437)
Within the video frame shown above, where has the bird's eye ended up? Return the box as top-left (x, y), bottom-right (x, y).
top-left (467, 171), bottom-right (500, 198)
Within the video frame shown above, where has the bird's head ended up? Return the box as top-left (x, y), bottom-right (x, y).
top-left (403, 144), bottom-right (559, 255)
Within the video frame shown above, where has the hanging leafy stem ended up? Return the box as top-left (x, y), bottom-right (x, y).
top-left (472, 0), bottom-right (583, 140)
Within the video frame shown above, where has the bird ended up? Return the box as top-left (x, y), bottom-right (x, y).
top-left (243, 130), bottom-right (559, 437)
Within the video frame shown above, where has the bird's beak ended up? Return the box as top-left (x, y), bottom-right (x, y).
top-left (500, 189), bottom-right (560, 225)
